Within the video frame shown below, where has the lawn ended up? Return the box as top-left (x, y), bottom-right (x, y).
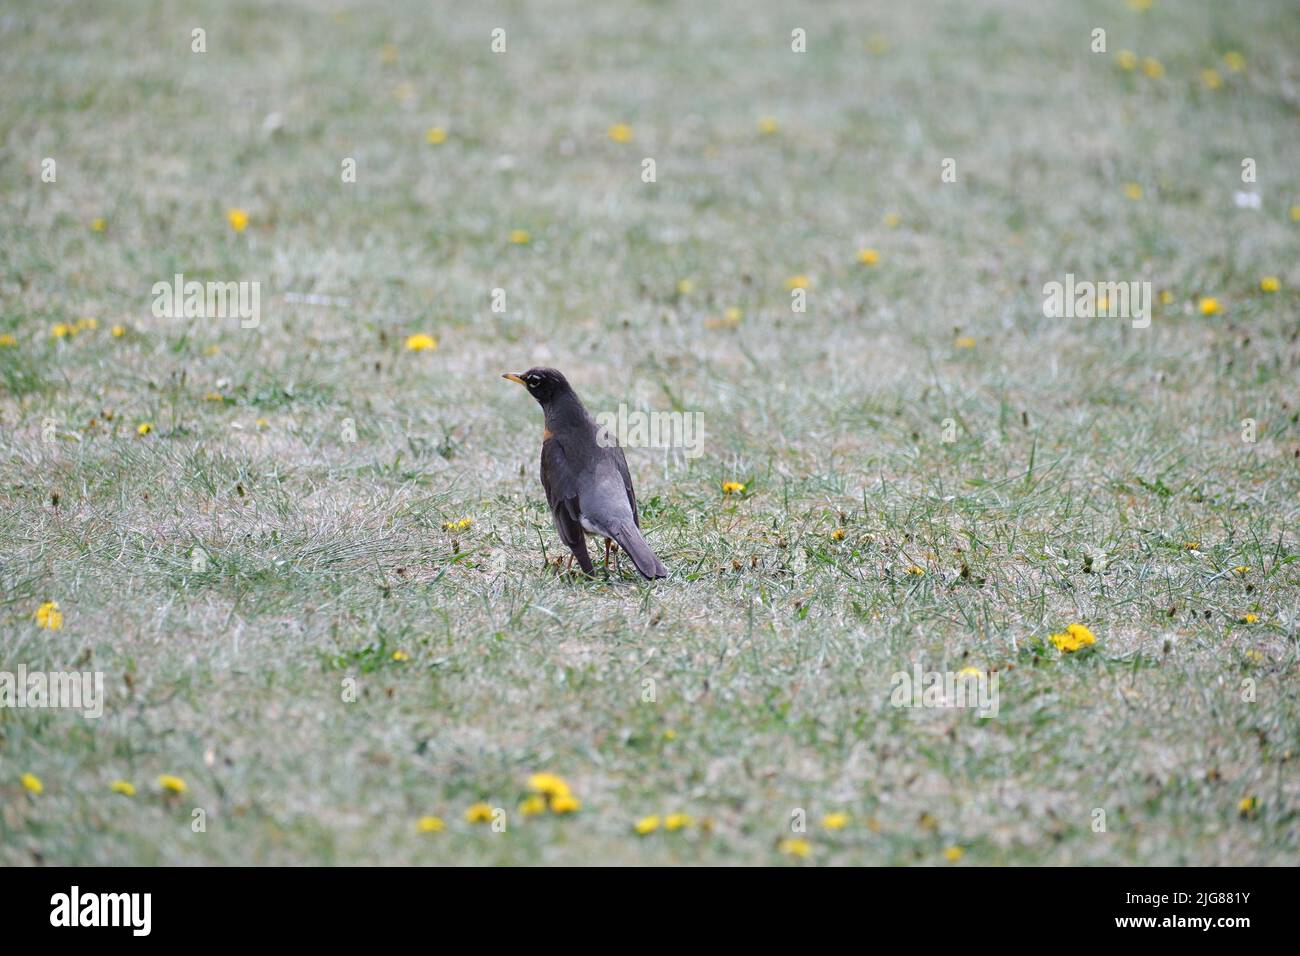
top-left (0, 0), bottom-right (1296, 865)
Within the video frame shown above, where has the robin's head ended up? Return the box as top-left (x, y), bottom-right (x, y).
top-left (502, 367), bottom-right (572, 405)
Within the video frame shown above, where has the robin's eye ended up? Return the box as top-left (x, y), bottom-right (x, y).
top-left (527, 375), bottom-right (540, 386)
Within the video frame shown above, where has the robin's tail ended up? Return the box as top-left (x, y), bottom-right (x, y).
top-left (609, 522), bottom-right (668, 580)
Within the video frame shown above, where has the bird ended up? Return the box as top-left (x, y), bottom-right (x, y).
top-left (503, 367), bottom-right (668, 580)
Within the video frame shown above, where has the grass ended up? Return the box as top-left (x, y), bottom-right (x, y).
top-left (0, 0), bottom-right (1297, 865)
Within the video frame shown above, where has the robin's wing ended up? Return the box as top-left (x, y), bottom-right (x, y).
top-left (610, 443), bottom-right (640, 527)
top-left (541, 438), bottom-right (587, 553)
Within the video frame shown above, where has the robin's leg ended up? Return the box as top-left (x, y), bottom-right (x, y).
top-left (612, 540), bottom-right (620, 573)
top-left (603, 538), bottom-right (612, 572)
top-left (566, 555), bottom-right (573, 573)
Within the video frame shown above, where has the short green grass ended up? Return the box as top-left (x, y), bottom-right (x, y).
top-left (1, 0), bottom-right (1297, 865)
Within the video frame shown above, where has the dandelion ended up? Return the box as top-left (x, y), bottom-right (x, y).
top-left (442, 518), bottom-right (473, 532)
top-left (905, 565), bottom-right (925, 576)
top-left (21, 773), bottom-right (43, 794)
top-left (519, 795), bottom-right (547, 817)
top-left (958, 666), bottom-right (982, 678)
top-left (944, 845), bottom-right (965, 862)
top-left (157, 774), bottom-right (188, 795)
top-left (634, 814), bottom-right (661, 835)
top-left (655, 813), bottom-right (690, 832)
top-left (857, 247), bottom-right (879, 265)
top-left (391, 650), bottom-right (409, 662)
top-left (110, 780), bottom-right (136, 797)
top-left (676, 278), bottom-right (695, 295)
top-left (830, 528), bottom-right (846, 541)
top-left (663, 729), bottom-right (677, 741)
top-left (508, 229), bottom-right (531, 245)
top-left (757, 117), bottom-right (779, 135)
top-left (51, 322), bottom-right (76, 339)
top-left (1292, 205), bottom-right (1300, 222)
top-left (0, 333), bottom-right (15, 347)
top-left (883, 212), bottom-right (901, 228)
top-left (136, 422), bottom-right (153, 435)
top-left (90, 218), bottom-right (106, 232)
top-left (723, 307), bottom-right (742, 325)
top-left (778, 837), bottom-right (812, 858)
top-left (1239, 613), bottom-right (1258, 624)
top-left (111, 324), bottom-right (126, 338)
top-left (784, 275), bottom-right (810, 290)
top-left (607, 123), bottom-right (633, 144)
top-left (1115, 49), bottom-right (1137, 71)
top-left (1127, 0), bottom-right (1152, 11)
top-left (722, 481), bottom-right (745, 495)
top-left (425, 126), bottom-right (447, 145)
top-left (1223, 51), bottom-right (1245, 73)
top-left (1237, 796), bottom-right (1258, 816)
top-left (465, 802), bottom-right (494, 824)
top-left (1200, 68), bottom-right (1222, 90)
top-left (1198, 297), bottom-right (1221, 315)
top-left (35, 602), bottom-right (63, 630)
top-left (550, 794), bottom-right (581, 814)
top-left (1260, 276), bottom-right (1279, 293)
top-left (405, 333), bottom-right (438, 352)
top-left (953, 336), bottom-right (976, 349)
top-left (227, 208), bottom-right (249, 233)
top-left (1159, 290), bottom-right (1174, 305)
top-left (202, 391), bottom-right (224, 402)
top-left (1141, 57), bottom-right (1164, 79)
top-left (417, 815), bottom-right (445, 833)
top-left (821, 812), bottom-right (850, 830)
top-left (526, 773), bottom-right (571, 799)
top-left (75, 317), bottom-right (98, 331)
top-left (1050, 623), bottom-right (1096, 653)
top-left (1123, 182), bottom-right (1142, 200)
top-left (255, 417), bottom-right (269, 429)
top-left (203, 345), bottom-right (220, 356)
top-left (1232, 565), bottom-right (1249, 575)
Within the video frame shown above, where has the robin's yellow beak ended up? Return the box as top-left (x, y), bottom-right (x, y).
top-left (502, 373), bottom-right (527, 386)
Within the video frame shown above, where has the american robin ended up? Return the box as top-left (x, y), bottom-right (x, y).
top-left (503, 367), bottom-right (668, 580)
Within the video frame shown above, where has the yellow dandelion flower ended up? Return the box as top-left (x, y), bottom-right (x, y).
top-left (1115, 49), bottom-right (1137, 71)
top-left (0, 333), bottom-right (15, 347)
top-left (664, 812), bottom-right (694, 832)
top-left (1237, 796), bottom-right (1258, 815)
top-left (1123, 182), bottom-right (1142, 201)
top-left (550, 794), bottom-right (581, 814)
top-left (1260, 276), bottom-right (1279, 293)
top-left (1127, 0), bottom-right (1152, 11)
top-left (607, 123), bottom-right (633, 144)
top-left (136, 422), bottom-right (153, 435)
top-left (1223, 51), bottom-right (1245, 73)
top-left (391, 650), bottom-right (409, 662)
top-left (778, 837), bottom-right (812, 858)
top-left (417, 815), bottom-right (445, 833)
top-left (405, 333), bottom-right (438, 352)
top-left (953, 335), bottom-right (976, 349)
top-left (905, 564), bottom-right (926, 576)
top-left (1292, 205), bottom-right (1300, 222)
top-left (425, 126), bottom-right (447, 145)
top-left (519, 794), bottom-right (547, 817)
top-left (722, 481), bottom-right (745, 495)
top-left (883, 212), bottom-right (901, 228)
top-left (663, 728), bottom-right (677, 740)
top-left (527, 773), bottom-right (571, 798)
top-left (831, 528), bottom-right (846, 541)
top-left (784, 274), bottom-right (810, 290)
top-left (202, 391), bottom-right (224, 402)
top-left (1232, 565), bottom-right (1249, 575)
top-left (634, 814), bottom-right (661, 835)
top-left (35, 601), bottom-right (63, 630)
top-left (111, 324), bottom-right (126, 338)
top-left (821, 812), bottom-right (850, 830)
top-left (757, 117), bottom-right (779, 135)
top-left (723, 307), bottom-right (742, 325)
top-left (1239, 613), bottom-right (1258, 624)
top-left (1200, 68), bottom-right (1222, 90)
top-left (465, 802), bottom-right (494, 823)
top-left (255, 417), bottom-right (269, 428)
top-left (1199, 297), bottom-right (1221, 315)
top-left (944, 845), bottom-right (965, 862)
top-left (227, 208), bottom-right (249, 233)
top-left (202, 344), bottom-right (220, 356)
top-left (857, 247), bottom-right (880, 265)
top-left (51, 322), bottom-right (76, 339)
top-left (508, 229), bottom-right (531, 245)
top-left (90, 218), bottom-right (106, 232)
top-left (75, 317), bottom-right (98, 331)
top-left (110, 780), bottom-right (136, 797)
top-left (157, 774), bottom-right (188, 795)
top-left (958, 666), bottom-right (982, 678)
top-left (676, 278), bottom-right (695, 295)
top-left (21, 773), bottom-right (43, 795)
top-left (1141, 57), bottom-right (1164, 79)
top-left (1159, 290), bottom-right (1174, 305)
top-left (1050, 623), bottom-right (1097, 653)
